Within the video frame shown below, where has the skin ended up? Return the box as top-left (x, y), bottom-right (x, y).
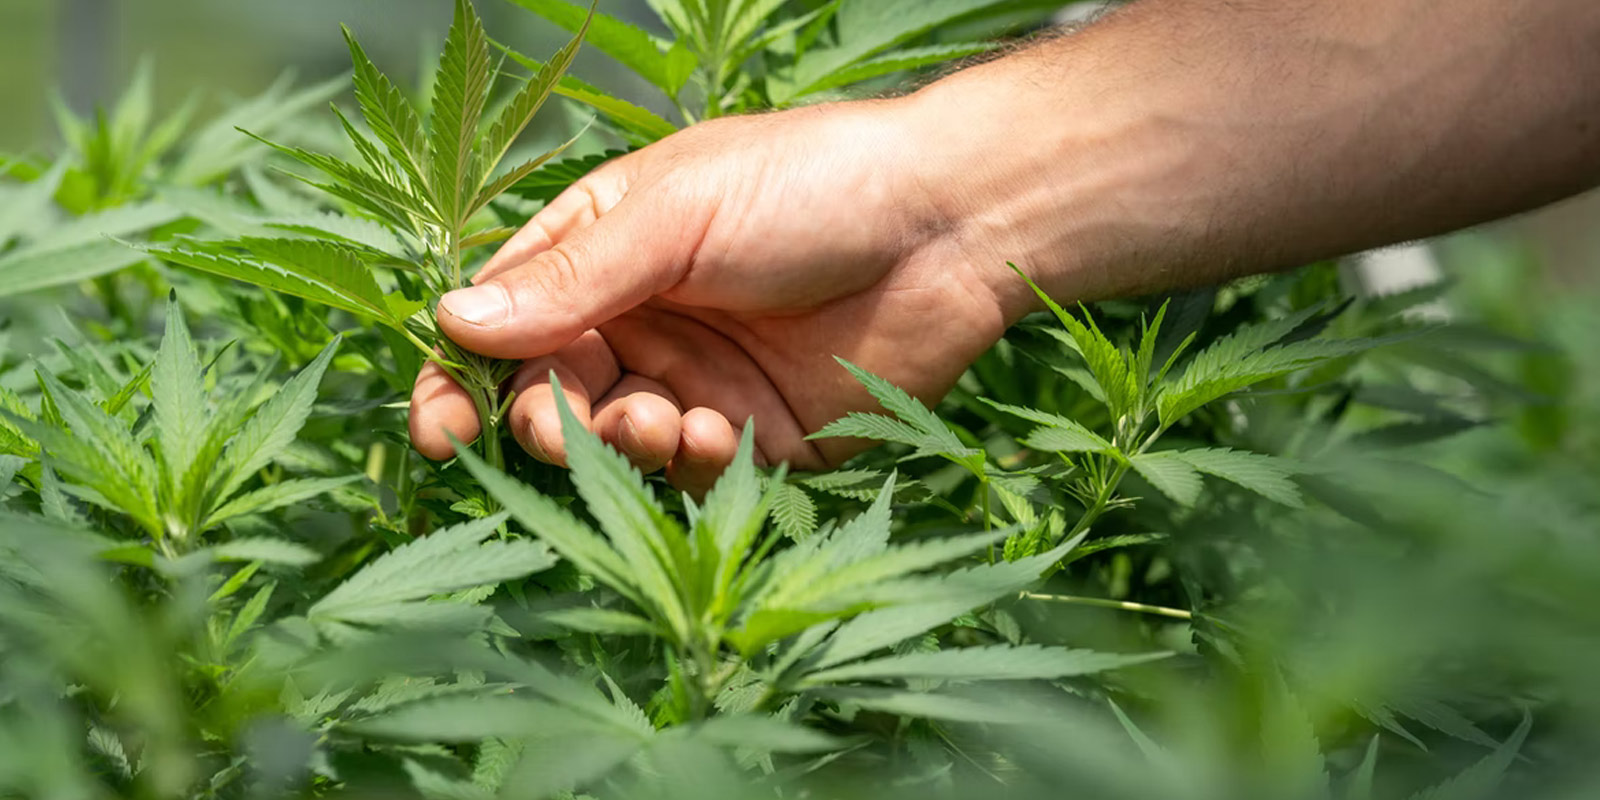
top-left (410, 0), bottom-right (1600, 495)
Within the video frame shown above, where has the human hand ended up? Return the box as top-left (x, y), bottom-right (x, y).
top-left (407, 98), bottom-right (1023, 494)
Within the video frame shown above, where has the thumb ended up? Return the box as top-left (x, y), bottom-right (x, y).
top-left (437, 190), bottom-right (697, 360)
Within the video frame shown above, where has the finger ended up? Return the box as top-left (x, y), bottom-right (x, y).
top-left (409, 361), bottom-right (480, 460)
top-left (437, 186), bottom-right (704, 360)
top-left (599, 307), bottom-right (824, 469)
top-left (505, 331), bottom-right (621, 466)
top-left (665, 407), bottom-right (741, 498)
top-left (474, 167), bottom-right (629, 284)
top-left (592, 375), bottom-right (683, 473)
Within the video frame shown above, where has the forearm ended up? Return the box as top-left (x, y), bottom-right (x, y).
top-left (905, 0), bottom-right (1600, 318)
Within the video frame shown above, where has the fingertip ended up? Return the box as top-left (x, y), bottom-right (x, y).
top-left (666, 407), bottom-right (739, 496)
top-left (409, 363), bottom-right (481, 459)
top-left (597, 393), bottom-right (681, 473)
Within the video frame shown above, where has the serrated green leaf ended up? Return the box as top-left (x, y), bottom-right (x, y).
top-left (147, 240), bottom-right (409, 328)
top-left (1021, 425), bottom-right (1116, 455)
top-left (783, 0), bottom-right (1010, 102)
top-left (33, 370), bottom-right (160, 533)
top-left (769, 481), bottom-right (818, 540)
top-left (1011, 265), bottom-right (1137, 416)
top-left (1129, 452), bottom-right (1202, 507)
top-left (344, 27), bottom-right (432, 197)
top-left (1406, 712), bottom-right (1531, 800)
top-left (205, 475), bottom-right (361, 528)
top-left (457, 443), bottom-right (646, 610)
top-left (477, 11), bottom-right (589, 197)
top-left (550, 373), bottom-right (693, 642)
top-left (685, 714), bottom-right (843, 754)
top-left (214, 339), bottom-right (339, 501)
top-left (221, 580), bottom-right (276, 653)
top-left (798, 41), bottom-right (994, 96)
top-left (151, 298), bottom-right (207, 499)
top-left (429, 0), bottom-right (495, 227)
top-left (541, 607), bottom-right (660, 636)
top-left (819, 686), bottom-right (1037, 724)
top-left (497, 43), bottom-right (680, 143)
top-left (1166, 448), bottom-right (1303, 508)
top-left (508, 0), bottom-right (696, 95)
top-left (507, 149), bottom-right (623, 203)
top-left (1158, 338), bottom-right (1373, 425)
top-left (210, 538), bottom-right (321, 566)
top-left (310, 513), bottom-right (556, 624)
top-left (802, 644), bottom-right (1168, 686)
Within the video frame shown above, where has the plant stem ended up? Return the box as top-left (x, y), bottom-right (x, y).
top-left (1019, 591), bottom-right (1193, 621)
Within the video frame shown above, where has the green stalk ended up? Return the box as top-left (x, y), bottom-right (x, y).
top-left (1019, 591), bottom-right (1193, 621)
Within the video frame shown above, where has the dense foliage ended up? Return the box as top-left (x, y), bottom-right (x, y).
top-left (1, 1), bottom-right (1597, 799)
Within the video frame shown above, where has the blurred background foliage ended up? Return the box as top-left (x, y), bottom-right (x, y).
top-left (0, 2), bottom-right (1596, 799)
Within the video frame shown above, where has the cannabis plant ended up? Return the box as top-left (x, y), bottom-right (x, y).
top-left (150, 0), bottom-right (591, 472)
top-left (457, 379), bottom-right (1167, 722)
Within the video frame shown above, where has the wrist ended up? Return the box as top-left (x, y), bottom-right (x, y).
top-left (896, 41), bottom-right (1174, 324)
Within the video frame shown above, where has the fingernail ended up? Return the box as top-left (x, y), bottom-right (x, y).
top-left (525, 421), bottom-right (553, 464)
top-left (619, 414), bottom-right (646, 457)
top-left (439, 284), bottom-right (509, 328)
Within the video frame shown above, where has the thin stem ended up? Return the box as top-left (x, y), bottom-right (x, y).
top-left (1019, 591), bottom-right (1193, 621)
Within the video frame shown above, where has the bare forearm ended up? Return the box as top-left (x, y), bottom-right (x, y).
top-left (906, 0), bottom-right (1600, 317)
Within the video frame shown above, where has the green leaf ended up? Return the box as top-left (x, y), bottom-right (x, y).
top-left (697, 425), bottom-right (778, 601)
top-left (1346, 736), bottom-right (1379, 800)
top-left (170, 73), bottom-right (347, 186)
top-left (541, 607), bottom-right (661, 636)
top-left (150, 297), bottom-right (208, 499)
top-left (310, 513), bottom-right (556, 625)
top-left (769, 481), bottom-right (818, 540)
top-left (0, 241), bottom-right (150, 298)
top-left (352, 695), bottom-right (601, 741)
top-left (1021, 425), bottom-right (1116, 455)
top-left (1158, 338), bottom-right (1373, 425)
top-left (802, 644), bottom-right (1168, 686)
top-left (497, 44), bottom-right (680, 142)
top-left (343, 26), bottom-right (432, 197)
top-left (1129, 452), bottom-right (1202, 507)
top-left (508, 0), bottom-right (696, 96)
top-left (684, 715), bottom-right (843, 754)
top-left (478, 12), bottom-right (589, 189)
top-left (801, 541), bottom-right (1078, 671)
top-left (507, 150), bottom-right (623, 204)
top-left (429, 0), bottom-right (496, 227)
top-left (1165, 448), bottom-right (1303, 508)
top-left (818, 686), bottom-right (1038, 724)
top-left (550, 373), bottom-right (693, 642)
top-left (798, 41), bottom-right (994, 95)
top-left (147, 240), bottom-right (409, 328)
top-left (210, 538), bottom-right (321, 566)
top-left (784, 0), bottom-right (1010, 101)
top-left (457, 444), bottom-right (647, 611)
top-left (214, 338), bottom-right (339, 501)
top-left (0, 159), bottom-right (66, 246)
top-left (1406, 712), bottom-right (1531, 800)
top-left (835, 358), bottom-right (969, 455)
top-left (1012, 265), bottom-right (1137, 416)
top-left (204, 475), bottom-right (361, 528)
top-left (32, 370), bottom-right (160, 532)
top-left (775, 529), bottom-right (1007, 611)
top-left (472, 131), bottom-right (583, 220)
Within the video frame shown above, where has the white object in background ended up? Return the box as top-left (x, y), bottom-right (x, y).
top-left (1349, 244), bottom-right (1451, 321)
